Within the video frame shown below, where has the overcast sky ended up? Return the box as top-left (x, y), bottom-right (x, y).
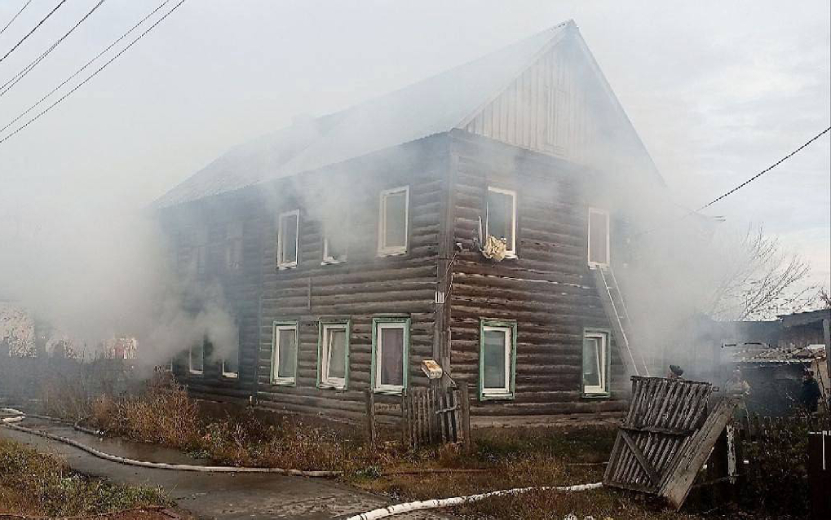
top-left (1, 0), bottom-right (829, 288)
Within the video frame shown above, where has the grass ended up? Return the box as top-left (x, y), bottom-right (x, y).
top-left (0, 437), bottom-right (170, 517)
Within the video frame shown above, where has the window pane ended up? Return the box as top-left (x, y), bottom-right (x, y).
top-left (277, 329), bottom-right (296, 378)
top-left (583, 337), bottom-right (601, 388)
top-left (589, 212), bottom-right (608, 264)
top-left (191, 342), bottom-right (204, 372)
top-left (487, 191), bottom-right (513, 246)
top-left (384, 192), bottom-right (407, 248)
top-left (380, 327), bottom-right (404, 386)
top-left (483, 330), bottom-right (507, 389)
top-left (223, 353), bottom-right (238, 374)
top-left (327, 329), bottom-right (346, 380)
top-left (281, 215), bottom-right (298, 263)
top-left (325, 229), bottom-right (348, 261)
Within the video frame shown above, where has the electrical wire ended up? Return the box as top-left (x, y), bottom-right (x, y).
top-left (0, 0), bottom-right (185, 146)
top-left (0, 0), bottom-right (34, 39)
top-left (633, 125), bottom-right (831, 239)
top-left (0, 0), bottom-right (68, 65)
top-left (0, 0), bottom-right (107, 98)
top-left (0, 0), bottom-right (172, 136)
top-left (696, 125), bottom-right (831, 211)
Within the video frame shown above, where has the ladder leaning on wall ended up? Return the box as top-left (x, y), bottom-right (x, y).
top-left (592, 265), bottom-right (651, 377)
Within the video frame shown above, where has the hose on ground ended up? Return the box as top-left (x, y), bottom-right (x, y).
top-left (345, 482), bottom-right (603, 520)
top-left (0, 408), bottom-right (341, 477)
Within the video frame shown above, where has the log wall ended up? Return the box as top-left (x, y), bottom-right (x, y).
top-left (254, 137), bottom-right (449, 421)
top-left (447, 130), bottom-right (628, 421)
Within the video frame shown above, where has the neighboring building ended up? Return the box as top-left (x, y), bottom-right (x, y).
top-left (155, 21), bottom-right (668, 425)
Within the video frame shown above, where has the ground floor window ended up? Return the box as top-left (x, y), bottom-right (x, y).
top-left (371, 317), bottom-right (409, 394)
top-left (189, 340), bottom-right (204, 375)
top-left (479, 319), bottom-right (517, 400)
top-left (583, 330), bottom-right (609, 396)
top-left (272, 321), bottom-right (298, 385)
top-left (318, 321), bottom-right (349, 389)
top-left (222, 354), bottom-right (239, 379)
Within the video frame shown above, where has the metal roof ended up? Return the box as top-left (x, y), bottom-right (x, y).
top-left (153, 22), bottom-right (572, 208)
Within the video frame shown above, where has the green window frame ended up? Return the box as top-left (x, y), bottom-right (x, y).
top-left (582, 328), bottom-right (611, 398)
top-left (271, 320), bottom-right (299, 386)
top-left (370, 317), bottom-right (410, 395)
top-left (478, 318), bottom-right (517, 401)
top-left (317, 319), bottom-right (351, 390)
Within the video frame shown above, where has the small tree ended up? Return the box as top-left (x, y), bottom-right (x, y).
top-left (709, 225), bottom-right (812, 321)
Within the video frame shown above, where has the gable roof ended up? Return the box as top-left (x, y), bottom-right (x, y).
top-left (154, 21), bottom-right (572, 208)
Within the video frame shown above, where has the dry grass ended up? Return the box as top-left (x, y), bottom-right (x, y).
top-left (0, 437), bottom-right (169, 517)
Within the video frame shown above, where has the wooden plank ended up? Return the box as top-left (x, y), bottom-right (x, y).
top-left (620, 430), bottom-right (661, 487)
top-left (460, 384), bottom-right (471, 451)
top-left (365, 389), bottom-right (377, 448)
top-left (659, 398), bottom-right (739, 510)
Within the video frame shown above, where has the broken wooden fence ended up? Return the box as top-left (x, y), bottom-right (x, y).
top-left (401, 385), bottom-right (471, 449)
top-left (604, 376), bottom-right (738, 509)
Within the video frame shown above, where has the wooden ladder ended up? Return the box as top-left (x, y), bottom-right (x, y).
top-left (592, 265), bottom-right (650, 377)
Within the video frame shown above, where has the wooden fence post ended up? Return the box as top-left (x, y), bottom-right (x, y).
top-left (365, 389), bottom-right (376, 448)
top-left (460, 383), bottom-right (472, 452)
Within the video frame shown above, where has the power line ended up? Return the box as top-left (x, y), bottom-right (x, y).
top-left (0, 0), bottom-right (172, 136)
top-left (0, 0), bottom-right (107, 98)
top-left (0, 0), bottom-right (186, 147)
top-left (633, 125), bottom-right (831, 239)
top-left (0, 0), bottom-right (34, 39)
top-left (0, 0), bottom-right (68, 65)
top-left (696, 125), bottom-right (831, 211)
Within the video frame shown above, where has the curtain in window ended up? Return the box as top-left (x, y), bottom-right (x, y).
top-left (326, 329), bottom-right (346, 380)
top-left (483, 330), bottom-right (507, 389)
top-left (277, 329), bottom-right (296, 378)
top-left (384, 192), bottom-right (407, 248)
top-left (380, 327), bottom-right (404, 386)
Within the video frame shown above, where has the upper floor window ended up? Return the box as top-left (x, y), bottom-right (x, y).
top-left (582, 330), bottom-right (609, 396)
top-left (277, 210), bottom-right (299, 268)
top-left (479, 319), bottom-right (516, 400)
top-left (318, 321), bottom-right (349, 389)
top-left (323, 221), bottom-right (348, 264)
top-left (225, 222), bottom-right (243, 271)
top-left (588, 208), bottom-right (609, 267)
top-left (371, 317), bottom-right (409, 394)
top-left (189, 339), bottom-right (204, 375)
top-left (271, 321), bottom-right (298, 385)
top-left (378, 186), bottom-right (409, 256)
top-left (486, 187), bottom-right (517, 257)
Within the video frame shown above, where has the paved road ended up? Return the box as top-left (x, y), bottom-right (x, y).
top-left (1, 419), bottom-right (443, 519)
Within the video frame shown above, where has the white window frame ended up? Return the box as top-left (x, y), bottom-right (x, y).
top-left (486, 187), bottom-right (517, 258)
top-left (322, 233), bottom-right (347, 265)
top-left (377, 186), bottom-right (409, 257)
top-left (319, 322), bottom-right (349, 389)
top-left (480, 322), bottom-right (515, 399)
top-left (221, 357), bottom-right (239, 379)
top-left (277, 210), bottom-right (300, 269)
top-left (587, 208), bottom-right (610, 268)
top-left (583, 331), bottom-right (609, 396)
top-left (188, 343), bottom-right (203, 375)
top-left (271, 323), bottom-right (298, 385)
top-left (372, 319), bottom-right (409, 395)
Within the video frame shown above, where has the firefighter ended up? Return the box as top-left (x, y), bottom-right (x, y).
top-left (668, 364), bottom-right (684, 380)
top-left (800, 370), bottom-right (822, 413)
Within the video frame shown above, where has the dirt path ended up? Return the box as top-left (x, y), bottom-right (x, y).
top-left (1, 420), bottom-right (440, 520)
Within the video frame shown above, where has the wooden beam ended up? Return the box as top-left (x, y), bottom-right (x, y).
top-left (620, 429), bottom-right (661, 486)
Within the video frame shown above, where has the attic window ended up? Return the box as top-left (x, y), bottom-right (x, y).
top-left (546, 87), bottom-right (570, 154)
top-left (378, 186), bottom-right (409, 256)
top-left (277, 210), bottom-right (299, 268)
top-left (588, 208), bottom-right (610, 267)
top-left (195, 228), bottom-right (208, 278)
top-left (486, 187), bottom-right (517, 257)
